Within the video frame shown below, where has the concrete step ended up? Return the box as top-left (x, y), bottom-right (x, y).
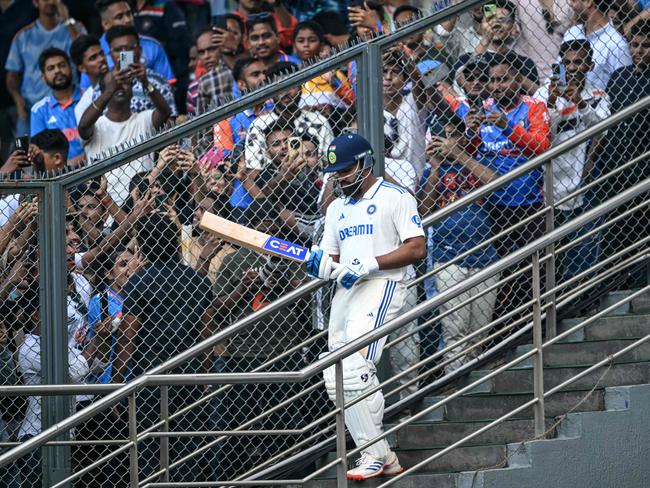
top-left (315, 444), bottom-right (506, 478)
top-left (298, 471), bottom-right (460, 488)
top-left (507, 339), bottom-right (650, 369)
top-left (420, 389), bottom-right (604, 422)
top-left (558, 313), bottom-right (650, 342)
top-left (463, 362), bottom-right (650, 394)
top-left (387, 419), bottom-right (556, 449)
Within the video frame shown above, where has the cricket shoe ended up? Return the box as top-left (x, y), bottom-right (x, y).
top-left (382, 450), bottom-right (404, 476)
top-left (346, 451), bottom-right (385, 480)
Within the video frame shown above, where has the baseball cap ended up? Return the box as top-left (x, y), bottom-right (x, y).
top-left (324, 134), bottom-right (374, 173)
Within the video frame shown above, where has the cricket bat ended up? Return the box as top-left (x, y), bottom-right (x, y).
top-left (199, 211), bottom-right (310, 263)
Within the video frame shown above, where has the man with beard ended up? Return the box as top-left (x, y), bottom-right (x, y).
top-left (306, 133), bottom-right (426, 480)
top-left (5, 0), bottom-right (84, 136)
top-left (246, 14), bottom-right (300, 71)
top-left (30, 48), bottom-right (85, 163)
top-left (244, 61), bottom-right (333, 172)
top-left (78, 55), bottom-right (171, 205)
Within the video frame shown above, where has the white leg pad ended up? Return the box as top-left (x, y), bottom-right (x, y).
top-left (322, 352), bottom-right (389, 459)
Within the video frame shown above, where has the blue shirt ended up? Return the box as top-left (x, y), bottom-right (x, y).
top-left (79, 33), bottom-right (175, 90)
top-left (30, 87), bottom-right (84, 160)
top-left (5, 20), bottom-right (77, 106)
top-left (87, 288), bottom-right (125, 384)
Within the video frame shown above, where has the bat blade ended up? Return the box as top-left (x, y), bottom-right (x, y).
top-left (199, 212), bottom-right (309, 263)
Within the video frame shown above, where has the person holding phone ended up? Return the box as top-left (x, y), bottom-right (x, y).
top-left (194, 25), bottom-right (235, 114)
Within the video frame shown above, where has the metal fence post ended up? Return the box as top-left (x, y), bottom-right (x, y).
top-left (128, 392), bottom-right (139, 488)
top-left (335, 360), bottom-right (348, 488)
top-left (544, 161), bottom-right (557, 338)
top-left (357, 45), bottom-right (385, 177)
top-left (160, 385), bottom-right (170, 482)
top-left (39, 181), bottom-right (71, 487)
top-left (531, 252), bottom-right (546, 437)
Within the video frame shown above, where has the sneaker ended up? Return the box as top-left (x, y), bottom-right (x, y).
top-left (383, 450), bottom-right (404, 476)
top-left (346, 452), bottom-right (385, 480)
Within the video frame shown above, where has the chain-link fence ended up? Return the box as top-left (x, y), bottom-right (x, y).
top-left (2, 0), bottom-right (650, 485)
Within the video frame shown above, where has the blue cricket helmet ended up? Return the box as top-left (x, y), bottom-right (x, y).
top-left (323, 133), bottom-right (374, 173)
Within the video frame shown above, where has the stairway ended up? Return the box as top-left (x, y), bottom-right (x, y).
top-left (300, 290), bottom-right (650, 487)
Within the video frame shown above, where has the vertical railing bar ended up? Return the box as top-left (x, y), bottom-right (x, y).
top-left (532, 251), bottom-right (546, 436)
top-left (160, 386), bottom-right (170, 482)
top-left (357, 45), bottom-right (385, 177)
top-left (129, 393), bottom-right (140, 487)
top-left (544, 160), bottom-right (558, 338)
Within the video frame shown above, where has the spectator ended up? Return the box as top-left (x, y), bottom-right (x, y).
top-left (132, 0), bottom-right (191, 111)
top-left (244, 61), bottom-right (334, 171)
top-left (88, 0), bottom-right (174, 91)
top-left (509, 0), bottom-right (572, 79)
top-left (293, 21), bottom-right (354, 132)
top-left (0, 129), bottom-right (68, 228)
top-left (419, 112), bottom-right (500, 373)
top-left (72, 35), bottom-right (109, 124)
top-left (114, 213), bottom-right (214, 482)
top-left (243, 121), bottom-right (323, 239)
top-left (186, 44), bottom-right (200, 115)
top-left (233, 0), bottom-right (298, 52)
top-left (207, 199), bottom-right (309, 478)
top-left (78, 60), bottom-right (172, 205)
top-left (435, 6), bottom-right (483, 64)
top-left (16, 284), bottom-right (113, 488)
top-left (0, 312), bottom-right (21, 488)
top-left (472, 52), bottom-right (550, 321)
top-left (213, 14), bottom-right (247, 71)
top-left (452, 55), bottom-right (491, 103)
top-left (534, 39), bottom-right (610, 280)
top-left (246, 14), bottom-right (300, 70)
top-left (29, 48), bottom-right (84, 164)
top-left (348, 0), bottom-right (390, 41)
top-left (563, 0), bottom-right (633, 89)
top-left (599, 19), bottom-right (650, 264)
top-left (5, 0), bottom-right (84, 136)
top-left (451, 0), bottom-right (540, 93)
top-left (213, 57), bottom-right (269, 152)
top-left (311, 10), bottom-right (352, 48)
top-left (195, 26), bottom-right (235, 114)
top-left (382, 49), bottom-right (428, 178)
top-left (0, 0), bottom-right (37, 161)
top-left (184, 194), bottom-right (235, 283)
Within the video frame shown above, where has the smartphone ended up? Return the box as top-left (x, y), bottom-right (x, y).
top-left (120, 50), bottom-right (134, 71)
top-left (155, 193), bottom-right (169, 210)
top-left (287, 137), bottom-right (302, 159)
top-left (15, 135), bottom-right (29, 153)
top-left (552, 63), bottom-right (567, 87)
top-left (180, 137), bottom-right (193, 151)
top-left (212, 14), bottom-right (228, 31)
top-left (483, 3), bottom-right (497, 19)
top-left (470, 97), bottom-right (484, 114)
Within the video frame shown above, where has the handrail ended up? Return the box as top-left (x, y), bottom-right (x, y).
top-left (2, 173), bottom-right (649, 468)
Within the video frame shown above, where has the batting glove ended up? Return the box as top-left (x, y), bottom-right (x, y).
top-left (331, 257), bottom-right (379, 289)
top-left (306, 246), bottom-right (334, 280)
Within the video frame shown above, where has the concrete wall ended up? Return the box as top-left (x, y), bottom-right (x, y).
top-left (459, 384), bottom-right (650, 488)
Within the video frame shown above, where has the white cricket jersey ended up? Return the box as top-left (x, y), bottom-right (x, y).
top-left (320, 177), bottom-right (425, 283)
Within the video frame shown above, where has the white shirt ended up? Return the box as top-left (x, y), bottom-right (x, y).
top-left (18, 334), bottom-right (89, 438)
top-left (82, 110), bottom-right (155, 206)
top-left (384, 93), bottom-right (427, 179)
top-left (74, 85), bottom-right (95, 124)
top-left (0, 194), bottom-right (19, 227)
top-left (244, 110), bottom-right (334, 171)
top-left (320, 177), bottom-right (425, 283)
top-left (534, 80), bottom-right (610, 210)
top-left (562, 22), bottom-right (632, 90)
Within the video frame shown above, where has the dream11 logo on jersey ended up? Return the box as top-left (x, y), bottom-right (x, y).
top-left (263, 236), bottom-right (309, 261)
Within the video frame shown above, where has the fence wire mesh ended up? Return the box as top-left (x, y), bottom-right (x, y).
top-left (1, 0), bottom-right (650, 485)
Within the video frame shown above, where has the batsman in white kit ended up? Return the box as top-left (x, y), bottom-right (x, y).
top-left (306, 134), bottom-right (426, 480)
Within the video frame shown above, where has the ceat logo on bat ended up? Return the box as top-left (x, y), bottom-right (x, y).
top-left (263, 237), bottom-right (308, 261)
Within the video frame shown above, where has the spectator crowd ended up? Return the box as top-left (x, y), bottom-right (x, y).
top-left (2, 0), bottom-right (650, 485)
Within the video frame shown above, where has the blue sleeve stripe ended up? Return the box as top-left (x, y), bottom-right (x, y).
top-left (380, 181), bottom-right (405, 194)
